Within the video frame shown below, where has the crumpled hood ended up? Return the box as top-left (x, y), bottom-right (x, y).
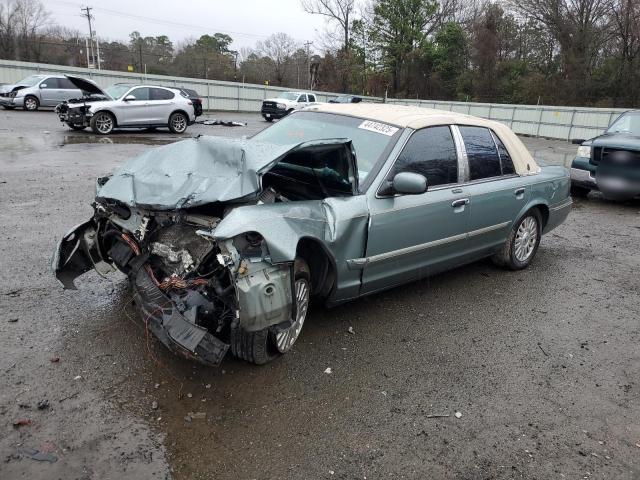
top-left (97, 136), bottom-right (297, 210)
top-left (0, 83), bottom-right (28, 94)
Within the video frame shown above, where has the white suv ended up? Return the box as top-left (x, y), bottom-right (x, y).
top-left (261, 91), bottom-right (319, 121)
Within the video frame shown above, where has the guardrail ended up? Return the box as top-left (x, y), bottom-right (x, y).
top-left (0, 59), bottom-right (627, 140)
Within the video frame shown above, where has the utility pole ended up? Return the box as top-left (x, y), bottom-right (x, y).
top-left (138, 42), bottom-right (143, 73)
top-left (81, 6), bottom-right (94, 68)
top-left (304, 41), bottom-right (312, 90)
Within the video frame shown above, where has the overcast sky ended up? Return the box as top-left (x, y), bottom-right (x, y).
top-left (47, 0), bottom-right (329, 53)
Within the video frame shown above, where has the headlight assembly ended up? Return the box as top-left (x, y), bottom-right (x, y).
top-left (276, 103), bottom-right (286, 110)
top-left (576, 145), bottom-right (591, 158)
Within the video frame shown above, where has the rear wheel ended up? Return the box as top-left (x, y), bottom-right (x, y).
top-left (492, 209), bottom-right (542, 270)
top-left (231, 258), bottom-right (311, 365)
top-left (23, 95), bottom-right (39, 111)
top-left (570, 184), bottom-right (590, 198)
top-left (90, 111), bottom-right (115, 134)
top-left (168, 112), bottom-right (188, 134)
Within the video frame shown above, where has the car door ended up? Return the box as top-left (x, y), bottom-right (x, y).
top-left (455, 125), bottom-right (528, 255)
top-left (38, 78), bottom-right (60, 106)
top-left (148, 87), bottom-right (176, 124)
top-left (361, 125), bottom-right (470, 294)
top-left (114, 87), bottom-right (151, 125)
top-left (297, 94), bottom-right (307, 107)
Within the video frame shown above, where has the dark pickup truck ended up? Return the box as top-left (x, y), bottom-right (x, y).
top-left (571, 110), bottom-right (640, 200)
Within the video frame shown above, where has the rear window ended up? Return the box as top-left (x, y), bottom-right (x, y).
top-left (491, 131), bottom-right (516, 175)
top-left (181, 88), bottom-right (199, 97)
top-left (150, 88), bottom-right (174, 100)
top-left (459, 126), bottom-right (501, 180)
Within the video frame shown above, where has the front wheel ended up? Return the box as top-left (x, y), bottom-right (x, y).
top-left (492, 209), bottom-right (542, 270)
top-left (230, 258), bottom-right (311, 364)
top-left (23, 95), bottom-right (39, 111)
top-left (168, 112), bottom-right (188, 134)
top-left (263, 115), bottom-right (273, 122)
top-left (90, 111), bottom-right (115, 134)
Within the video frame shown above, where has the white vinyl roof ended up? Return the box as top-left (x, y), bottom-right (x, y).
top-left (306, 103), bottom-right (540, 175)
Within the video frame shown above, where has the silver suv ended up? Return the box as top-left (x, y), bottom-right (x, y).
top-left (0, 75), bottom-right (83, 111)
top-left (56, 76), bottom-right (196, 134)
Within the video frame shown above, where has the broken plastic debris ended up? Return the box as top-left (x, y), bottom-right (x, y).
top-left (12, 418), bottom-right (32, 427)
top-left (205, 384), bottom-right (211, 389)
top-left (73, 375), bottom-right (82, 380)
top-left (151, 401), bottom-right (158, 410)
top-left (50, 357), bottom-right (60, 363)
top-left (347, 326), bottom-right (355, 334)
top-left (190, 412), bottom-right (206, 420)
top-left (454, 411), bottom-right (462, 419)
top-left (17, 447), bottom-right (57, 463)
top-left (324, 367), bottom-right (332, 374)
top-left (37, 399), bottom-right (50, 410)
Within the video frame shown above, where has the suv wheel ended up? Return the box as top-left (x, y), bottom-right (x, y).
top-left (570, 184), bottom-right (590, 198)
top-left (23, 95), bottom-right (39, 111)
top-left (230, 258), bottom-right (311, 364)
top-left (90, 111), bottom-right (115, 135)
top-left (168, 112), bottom-right (188, 134)
top-left (492, 209), bottom-right (542, 270)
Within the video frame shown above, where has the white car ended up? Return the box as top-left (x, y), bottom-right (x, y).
top-left (55, 76), bottom-right (197, 134)
top-left (260, 91), bottom-right (319, 121)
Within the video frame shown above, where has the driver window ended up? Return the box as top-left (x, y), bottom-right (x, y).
top-left (386, 126), bottom-right (458, 188)
top-left (128, 87), bottom-right (150, 101)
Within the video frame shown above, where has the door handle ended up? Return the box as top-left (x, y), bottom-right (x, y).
top-left (451, 198), bottom-right (469, 208)
top-left (515, 187), bottom-right (525, 196)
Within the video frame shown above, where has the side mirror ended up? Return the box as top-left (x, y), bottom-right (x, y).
top-left (392, 172), bottom-right (428, 195)
top-left (39, 83), bottom-right (47, 89)
top-left (571, 138), bottom-right (586, 145)
top-left (123, 95), bottom-right (136, 101)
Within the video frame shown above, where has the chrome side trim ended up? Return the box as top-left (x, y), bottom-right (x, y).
top-left (550, 198), bottom-right (573, 211)
top-left (346, 221), bottom-right (511, 269)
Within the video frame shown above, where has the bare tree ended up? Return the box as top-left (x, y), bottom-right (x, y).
top-left (302, 0), bottom-right (356, 51)
top-left (0, 0), bottom-right (49, 61)
top-left (257, 32), bottom-right (298, 85)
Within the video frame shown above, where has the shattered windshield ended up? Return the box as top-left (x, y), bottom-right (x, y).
top-left (606, 111), bottom-right (640, 136)
top-left (105, 84), bottom-right (132, 100)
top-left (17, 75), bottom-right (43, 87)
top-left (252, 111), bottom-right (401, 180)
top-left (277, 92), bottom-right (299, 101)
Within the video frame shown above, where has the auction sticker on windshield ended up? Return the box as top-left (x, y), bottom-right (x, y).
top-left (358, 120), bottom-right (399, 136)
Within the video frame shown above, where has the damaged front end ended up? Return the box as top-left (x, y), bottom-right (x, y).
top-left (53, 201), bottom-right (294, 366)
top-left (53, 135), bottom-right (357, 365)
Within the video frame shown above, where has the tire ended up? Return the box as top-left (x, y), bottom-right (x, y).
top-left (231, 258), bottom-right (311, 365)
top-left (263, 116), bottom-right (273, 122)
top-left (2, 105), bottom-right (15, 110)
top-left (67, 123), bottom-right (86, 131)
top-left (90, 111), bottom-right (115, 135)
top-left (23, 95), bottom-right (39, 111)
top-left (570, 184), bottom-right (590, 198)
top-left (492, 209), bottom-right (542, 270)
top-left (168, 112), bottom-right (188, 134)
top-left (285, 109), bottom-right (294, 116)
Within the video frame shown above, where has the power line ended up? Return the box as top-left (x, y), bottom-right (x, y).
top-left (48, 0), bottom-right (272, 40)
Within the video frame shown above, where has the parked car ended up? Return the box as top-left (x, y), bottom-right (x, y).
top-left (570, 110), bottom-right (640, 199)
top-left (0, 74), bottom-right (85, 111)
top-left (55, 76), bottom-right (197, 134)
top-left (179, 87), bottom-right (203, 117)
top-left (329, 94), bottom-right (362, 103)
top-left (261, 91), bottom-right (318, 121)
top-left (53, 104), bottom-right (571, 366)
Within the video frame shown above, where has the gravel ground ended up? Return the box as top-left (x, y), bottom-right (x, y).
top-left (1, 110), bottom-right (639, 480)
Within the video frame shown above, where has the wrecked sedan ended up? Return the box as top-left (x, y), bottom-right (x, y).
top-left (53, 104), bottom-right (572, 366)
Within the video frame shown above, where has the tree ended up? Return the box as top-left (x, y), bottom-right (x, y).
top-left (256, 32), bottom-right (298, 85)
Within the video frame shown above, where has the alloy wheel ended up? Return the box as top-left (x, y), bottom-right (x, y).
top-left (171, 114), bottom-right (187, 133)
top-left (514, 216), bottom-right (538, 262)
top-left (276, 278), bottom-right (310, 353)
top-left (95, 113), bottom-right (113, 134)
top-left (24, 97), bottom-right (38, 111)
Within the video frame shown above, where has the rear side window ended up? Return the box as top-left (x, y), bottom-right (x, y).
top-left (298, 94), bottom-right (307, 102)
top-left (308, 94), bottom-right (316, 102)
top-left (459, 126), bottom-right (501, 180)
top-left (150, 88), bottom-right (174, 100)
top-left (388, 126), bottom-right (458, 187)
top-left (491, 131), bottom-right (516, 175)
top-left (58, 78), bottom-right (77, 89)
